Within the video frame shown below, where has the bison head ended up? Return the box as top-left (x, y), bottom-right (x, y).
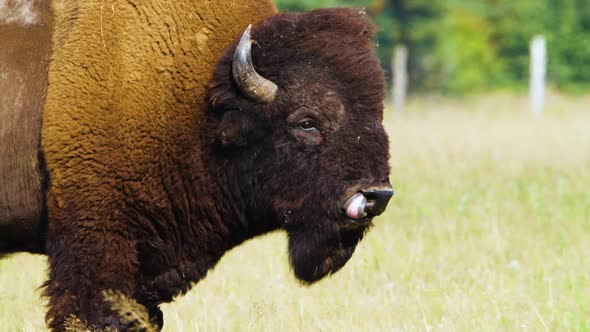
top-left (206, 8), bottom-right (393, 283)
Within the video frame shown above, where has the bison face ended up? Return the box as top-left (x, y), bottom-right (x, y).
top-left (207, 9), bottom-right (393, 283)
top-left (269, 78), bottom-right (392, 283)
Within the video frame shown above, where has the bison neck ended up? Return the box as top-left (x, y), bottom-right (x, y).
top-left (131, 139), bottom-right (278, 304)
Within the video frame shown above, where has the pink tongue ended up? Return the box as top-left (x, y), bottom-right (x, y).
top-left (346, 193), bottom-right (367, 219)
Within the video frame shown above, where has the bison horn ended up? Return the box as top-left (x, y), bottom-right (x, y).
top-left (232, 24), bottom-right (278, 103)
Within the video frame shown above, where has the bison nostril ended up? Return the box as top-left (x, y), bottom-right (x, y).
top-left (360, 185), bottom-right (394, 217)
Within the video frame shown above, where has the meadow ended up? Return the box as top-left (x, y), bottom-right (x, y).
top-left (1, 94), bottom-right (589, 331)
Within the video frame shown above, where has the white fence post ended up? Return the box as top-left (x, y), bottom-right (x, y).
top-left (530, 35), bottom-right (546, 116)
top-left (392, 44), bottom-right (408, 114)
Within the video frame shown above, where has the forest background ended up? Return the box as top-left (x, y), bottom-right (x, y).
top-left (277, 0), bottom-right (590, 95)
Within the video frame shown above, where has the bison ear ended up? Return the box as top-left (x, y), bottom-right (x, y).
top-left (216, 110), bottom-right (268, 148)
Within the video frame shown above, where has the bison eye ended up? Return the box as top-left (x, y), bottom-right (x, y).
top-left (298, 119), bottom-right (317, 131)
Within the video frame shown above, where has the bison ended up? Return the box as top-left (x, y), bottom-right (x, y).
top-left (0, 0), bottom-right (393, 330)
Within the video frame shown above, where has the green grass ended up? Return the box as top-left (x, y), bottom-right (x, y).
top-left (2, 94), bottom-right (590, 331)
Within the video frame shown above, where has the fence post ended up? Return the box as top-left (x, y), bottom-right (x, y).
top-left (530, 35), bottom-right (546, 116)
top-left (392, 44), bottom-right (408, 114)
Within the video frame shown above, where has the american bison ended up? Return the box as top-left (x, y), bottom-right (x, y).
top-left (0, 0), bottom-right (393, 330)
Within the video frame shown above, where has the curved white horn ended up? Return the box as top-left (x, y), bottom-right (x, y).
top-left (232, 25), bottom-right (278, 103)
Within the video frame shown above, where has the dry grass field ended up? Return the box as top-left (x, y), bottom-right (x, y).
top-left (1, 94), bottom-right (589, 331)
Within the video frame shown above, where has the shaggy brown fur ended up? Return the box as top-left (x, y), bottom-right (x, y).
top-left (42, 1), bottom-right (275, 330)
top-left (0, 0), bottom-right (51, 254)
top-left (3, 2), bottom-right (391, 331)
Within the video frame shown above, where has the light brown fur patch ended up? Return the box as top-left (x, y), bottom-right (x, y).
top-left (43, 0), bottom-right (276, 228)
top-left (0, 0), bottom-right (42, 25)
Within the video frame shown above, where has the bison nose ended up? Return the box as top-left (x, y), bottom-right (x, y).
top-left (361, 185), bottom-right (394, 217)
top-left (343, 184), bottom-right (394, 220)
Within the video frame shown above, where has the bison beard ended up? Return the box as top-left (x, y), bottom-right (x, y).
top-left (287, 219), bottom-right (367, 283)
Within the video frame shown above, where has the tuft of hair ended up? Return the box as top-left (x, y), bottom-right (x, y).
top-left (0, 0), bottom-right (40, 25)
top-left (102, 290), bottom-right (159, 332)
top-left (64, 315), bottom-right (93, 332)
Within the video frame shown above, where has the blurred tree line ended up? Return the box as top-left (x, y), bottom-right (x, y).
top-left (276, 0), bottom-right (590, 94)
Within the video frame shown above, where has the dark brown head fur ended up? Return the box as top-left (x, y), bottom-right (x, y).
top-left (207, 8), bottom-right (389, 283)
